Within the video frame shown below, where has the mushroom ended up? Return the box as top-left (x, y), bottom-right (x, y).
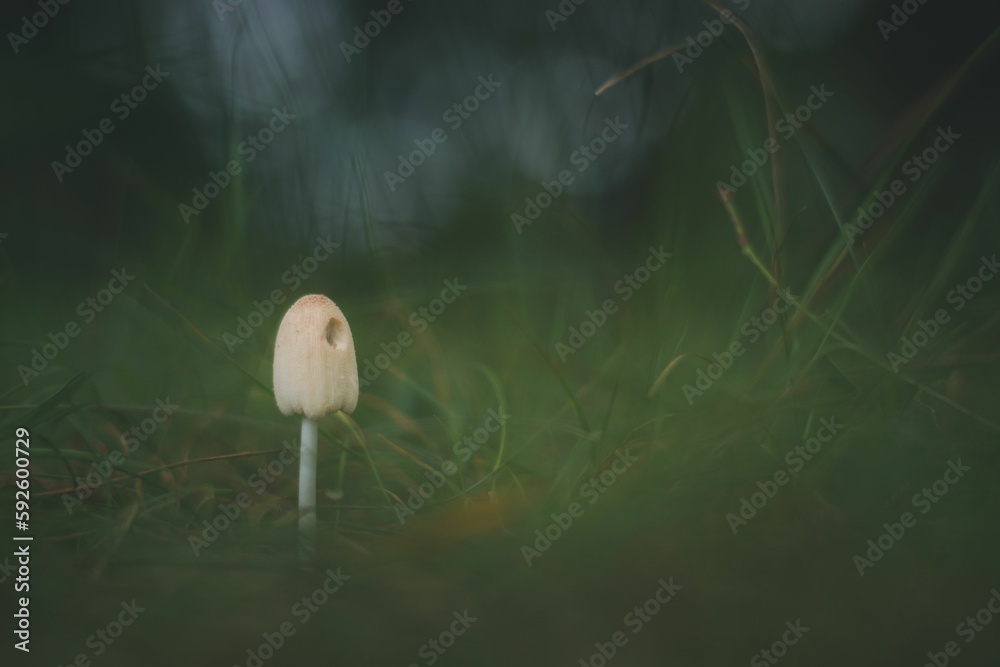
top-left (273, 294), bottom-right (359, 562)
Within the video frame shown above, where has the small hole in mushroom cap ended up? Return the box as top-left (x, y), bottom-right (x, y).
top-left (324, 317), bottom-right (341, 347)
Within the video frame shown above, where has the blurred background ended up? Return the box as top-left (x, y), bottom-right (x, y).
top-left (2, 0), bottom-right (999, 665)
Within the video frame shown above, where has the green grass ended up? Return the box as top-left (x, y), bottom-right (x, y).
top-left (3, 19), bottom-right (1000, 667)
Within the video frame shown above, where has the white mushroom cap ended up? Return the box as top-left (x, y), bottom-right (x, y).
top-left (273, 294), bottom-right (359, 419)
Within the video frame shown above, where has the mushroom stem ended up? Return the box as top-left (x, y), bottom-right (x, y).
top-left (298, 417), bottom-right (318, 563)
